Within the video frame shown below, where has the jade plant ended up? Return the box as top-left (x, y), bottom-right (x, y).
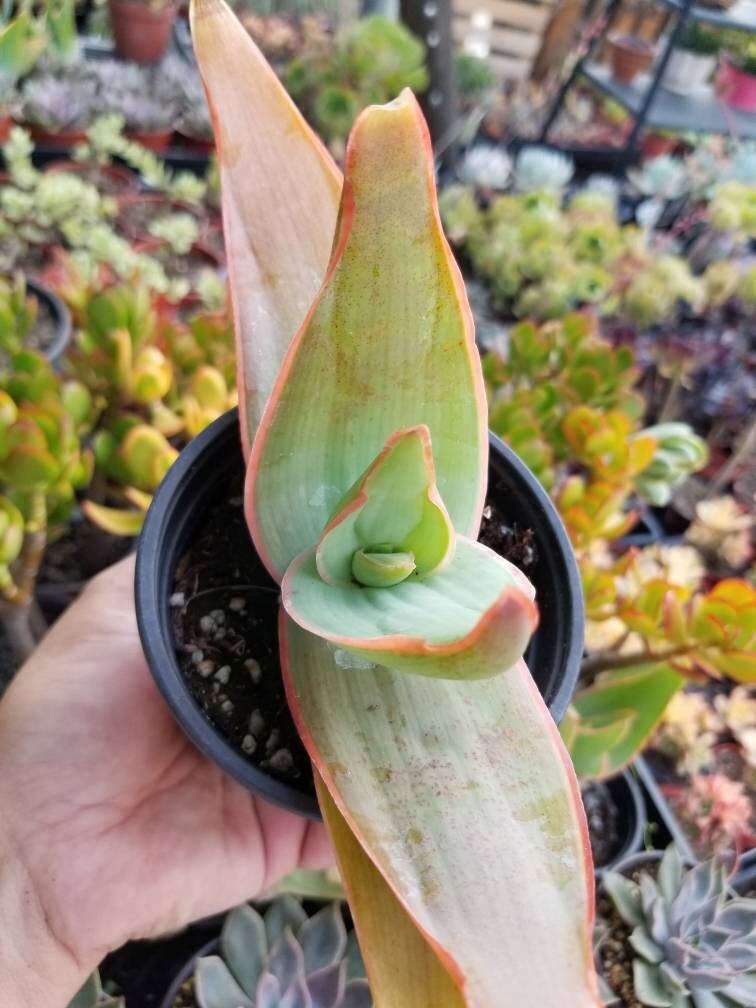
top-left (601, 845), bottom-right (756, 1006)
top-left (193, 0), bottom-right (601, 1002)
top-left (193, 898), bottom-right (370, 1008)
top-left (0, 350), bottom-right (93, 660)
top-left (0, 272), bottom-right (38, 358)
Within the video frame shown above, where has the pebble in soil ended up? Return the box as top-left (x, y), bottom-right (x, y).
top-left (173, 474), bottom-right (538, 796)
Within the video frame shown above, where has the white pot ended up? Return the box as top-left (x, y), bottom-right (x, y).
top-left (663, 49), bottom-right (716, 94)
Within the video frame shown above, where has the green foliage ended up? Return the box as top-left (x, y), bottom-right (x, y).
top-left (194, 898), bottom-right (369, 1008)
top-left (675, 22), bottom-right (722, 56)
top-left (284, 16), bottom-right (428, 147)
top-left (602, 846), bottom-right (756, 1006)
top-left (148, 213), bottom-right (200, 256)
top-left (454, 52), bottom-right (496, 100)
top-left (0, 272), bottom-right (37, 357)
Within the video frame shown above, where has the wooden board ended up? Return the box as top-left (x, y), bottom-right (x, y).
top-left (453, 0), bottom-right (556, 79)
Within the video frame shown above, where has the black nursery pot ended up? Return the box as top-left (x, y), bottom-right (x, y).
top-left (590, 770), bottom-right (647, 873)
top-left (136, 409), bottom-right (583, 819)
top-left (27, 278), bottom-right (72, 364)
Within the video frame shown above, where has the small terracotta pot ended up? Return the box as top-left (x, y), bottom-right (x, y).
top-left (109, 0), bottom-right (177, 65)
top-left (717, 54), bottom-right (756, 113)
top-left (127, 128), bottom-right (174, 153)
top-left (28, 123), bottom-right (89, 148)
top-left (608, 35), bottom-right (655, 85)
top-left (0, 113), bottom-right (11, 144)
top-left (641, 132), bottom-right (677, 159)
top-left (44, 159), bottom-right (137, 194)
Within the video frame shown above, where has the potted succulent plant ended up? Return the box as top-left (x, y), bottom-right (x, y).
top-left (159, 898), bottom-right (370, 1008)
top-left (18, 70), bottom-right (98, 147)
top-left (137, 1), bottom-right (601, 1002)
top-left (663, 23), bottom-right (721, 95)
top-left (718, 42), bottom-right (756, 113)
top-left (109, 0), bottom-right (178, 65)
top-left (607, 35), bottom-right (656, 85)
top-left (0, 272), bottom-right (72, 364)
top-left (597, 845), bottom-right (756, 1005)
top-left (95, 56), bottom-right (183, 151)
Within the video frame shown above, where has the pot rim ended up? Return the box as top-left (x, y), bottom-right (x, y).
top-left (136, 409), bottom-right (583, 819)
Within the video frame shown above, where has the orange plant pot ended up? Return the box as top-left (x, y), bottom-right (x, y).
top-left (109, 0), bottom-right (177, 65)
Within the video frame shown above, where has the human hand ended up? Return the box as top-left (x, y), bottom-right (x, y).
top-left (0, 556), bottom-right (331, 1007)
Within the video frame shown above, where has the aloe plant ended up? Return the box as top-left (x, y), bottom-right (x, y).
top-left (193, 2), bottom-right (600, 1005)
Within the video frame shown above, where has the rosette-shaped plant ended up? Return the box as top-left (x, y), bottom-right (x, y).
top-left (195, 898), bottom-right (369, 1008)
top-left (603, 845), bottom-right (756, 1006)
top-left (193, 2), bottom-right (601, 1004)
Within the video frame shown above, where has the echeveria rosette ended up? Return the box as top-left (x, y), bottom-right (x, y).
top-left (283, 425), bottom-right (538, 680)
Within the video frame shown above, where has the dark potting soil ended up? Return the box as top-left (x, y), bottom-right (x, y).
top-left (39, 517), bottom-right (132, 586)
top-left (153, 247), bottom-right (218, 289)
top-left (172, 977), bottom-right (197, 1008)
top-left (0, 624), bottom-right (19, 696)
top-left (581, 780), bottom-right (621, 869)
top-left (172, 474), bottom-right (538, 793)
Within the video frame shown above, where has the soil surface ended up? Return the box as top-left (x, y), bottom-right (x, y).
top-left (39, 516), bottom-right (132, 587)
top-left (152, 246), bottom-right (218, 290)
top-left (172, 475), bottom-right (538, 794)
top-left (582, 780), bottom-right (621, 868)
top-left (172, 977), bottom-right (197, 1008)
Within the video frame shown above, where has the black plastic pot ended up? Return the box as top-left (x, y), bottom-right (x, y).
top-left (159, 937), bottom-right (217, 1008)
top-left (635, 756), bottom-right (698, 863)
top-left (27, 278), bottom-right (71, 364)
top-left (590, 770), bottom-right (647, 873)
top-left (136, 409), bottom-right (583, 819)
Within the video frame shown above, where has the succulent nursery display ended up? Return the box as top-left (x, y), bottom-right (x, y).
top-left (600, 845), bottom-right (756, 1006)
top-left (190, 898), bottom-right (370, 1008)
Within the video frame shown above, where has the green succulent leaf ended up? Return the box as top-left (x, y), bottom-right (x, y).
top-left (603, 872), bottom-right (645, 928)
top-left (316, 426), bottom-right (454, 587)
top-left (283, 537), bottom-right (536, 680)
top-left (264, 897), bottom-right (308, 948)
top-left (220, 904), bottom-right (267, 998)
top-left (630, 925), bottom-right (665, 964)
top-left (191, 0), bottom-right (341, 448)
top-left (248, 90), bottom-right (487, 581)
top-left (633, 959), bottom-right (674, 1007)
top-left (299, 903), bottom-right (347, 974)
top-left (81, 501), bottom-right (145, 537)
top-left (195, 955), bottom-right (253, 1008)
top-left (255, 975), bottom-right (281, 1008)
top-left (283, 621), bottom-right (601, 1006)
top-left (567, 664), bottom-right (683, 778)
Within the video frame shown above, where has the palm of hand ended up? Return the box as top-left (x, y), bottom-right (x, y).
top-left (0, 558), bottom-right (329, 972)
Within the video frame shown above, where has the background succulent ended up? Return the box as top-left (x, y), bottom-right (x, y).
top-left (603, 845), bottom-right (756, 1006)
top-left (513, 145), bottom-right (575, 192)
top-left (194, 897), bottom-right (371, 1008)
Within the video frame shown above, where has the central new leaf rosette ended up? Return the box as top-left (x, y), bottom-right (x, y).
top-left (282, 425), bottom-right (539, 680)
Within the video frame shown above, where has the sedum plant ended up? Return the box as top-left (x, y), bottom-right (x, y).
top-left (602, 845), bottom-right (756, 1007)
top-left (193, 1), bottom-right (601, 1003)
top-left (194, 898), bottom-right (370, 1008)
top-left (148, 213), bottom-right (201, 255)
top-left (513, 145), bottom-right (575, 192)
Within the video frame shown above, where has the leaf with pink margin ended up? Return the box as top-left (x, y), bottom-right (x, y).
top-left (190, 0), bottom-right (341, 452)
top-left (316, 426), bottom-right (455, 587)
top-left (283, 538), bottom-right (537, 680)
top-left (282, 617), bottom-right (602, 1008)
top-left (247, 90), bottom-right (488, 580)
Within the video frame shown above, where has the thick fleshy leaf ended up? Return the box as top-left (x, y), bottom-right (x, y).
top-left (560, 707), bottom-right (636, 779)
top-left (247, 90), bottom-right (487, 580)
top-left (316, 426), bottom-right (454, 586)
top-left (256, 974), bottom-right (282, 1008)
top-left (316, 776), bottom-right (465, 1008)
top-left (282, 618), bottom-right (601, 1007)
top-left (81, 501), bottom-right (145, 537)
top-left (299, 904), bottom-right (347, 974)
top-left (306, 962), bottom-right (345, 1008)
top-left (603, 873), bottom-right (645, 928)
top-left (568, 664), bottom-right (683, 778)
top-left (632, 960), bottom-right (673, 1007)
top-left (190, 0), bottom-right (341, 450)
top-left (266, 928), bottom-right (305, 990)
top-left (220, 904), bottom-right (267, 997)
top-left (629, 926), bottom-right (664, 964)
top-left (283, 537), bottom-right (537, 680)
top-left (280, 975), bottom-right (313, 1008)
top-left (195, 956), bottom-right (254, 1008)
top-left (264, 895), bottom-right (308, 947)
